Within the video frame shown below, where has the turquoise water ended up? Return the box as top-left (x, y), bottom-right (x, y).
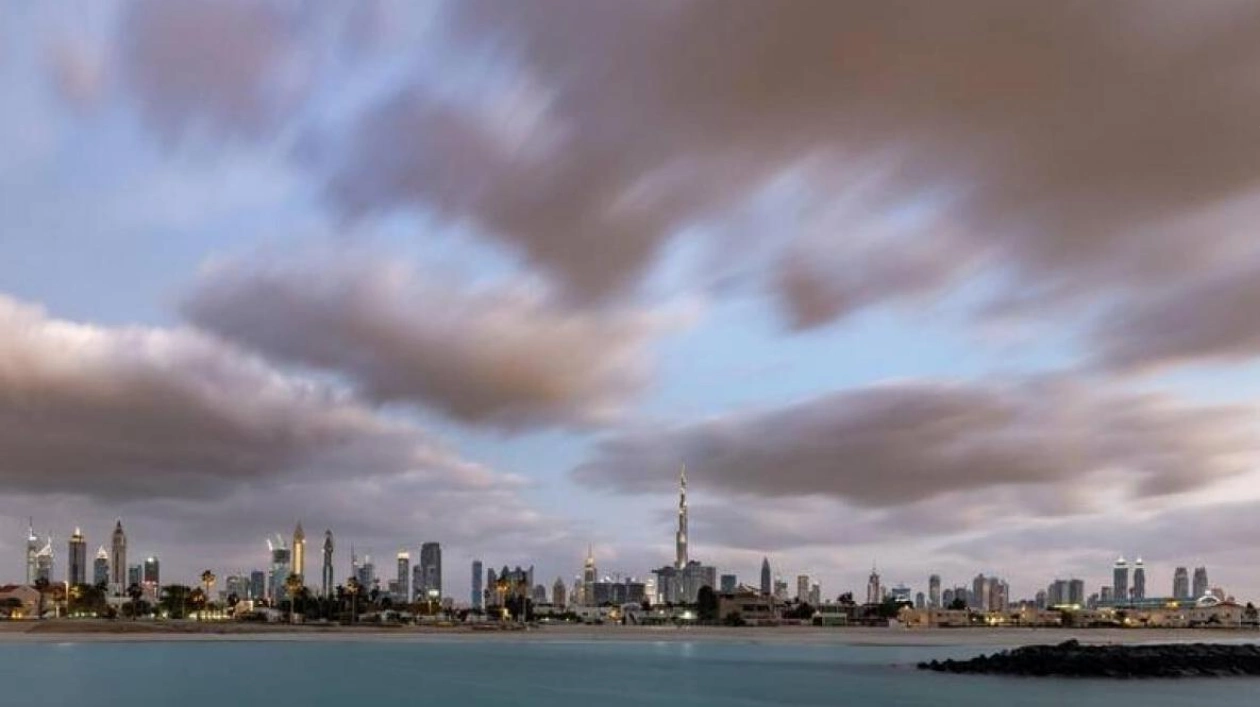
top-left (1, 640), bottom-right (1257, 706)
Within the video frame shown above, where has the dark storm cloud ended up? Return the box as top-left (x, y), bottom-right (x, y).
top-left (181, 257), bottom-right (673, 429)
top-left (313, 0), bottom-right (1260, 365)
top-left (0, 294), bottom-right (507, 500)
top-left (574, 379), bottom-right (1260, 508)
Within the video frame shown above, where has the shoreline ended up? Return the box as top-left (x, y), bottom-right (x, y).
top-left (0, 622), bottom-right (1255, 646)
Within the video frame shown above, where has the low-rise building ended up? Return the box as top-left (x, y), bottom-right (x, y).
top-left (0, 585), bottom-right (40, 618)
top-left (718, 592), bottom-right (778, 625)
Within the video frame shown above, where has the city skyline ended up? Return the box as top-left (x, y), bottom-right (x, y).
top-left (6, 2), bottom-right (1260, 604)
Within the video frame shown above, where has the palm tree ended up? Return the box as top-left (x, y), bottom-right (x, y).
top-left (127, 583), bottom-right (144, 620)
top-left (346, 577), bottom-right (361, 625)
top-left (284, 573), bottom-right (303, 623)
top-left (199, 570), bottom-right (216, 618)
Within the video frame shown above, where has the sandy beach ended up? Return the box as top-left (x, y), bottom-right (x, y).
top-left (0, 621), bottom-right (1254, 646)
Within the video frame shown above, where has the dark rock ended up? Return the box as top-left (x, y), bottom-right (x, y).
top-left (918, 641), bottom-right (1260, 679)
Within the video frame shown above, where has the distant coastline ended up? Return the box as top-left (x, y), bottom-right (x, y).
top-left (0, 621), bottom-right (1255, 646)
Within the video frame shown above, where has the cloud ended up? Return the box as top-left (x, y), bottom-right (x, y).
top-left (46, 39), bottom-right (107, 110)
top-left (0, 293), bottom-right (504, 499)
top-left (118, 0), bottom-right (308, 141)
top-left (311, 1), bottom-right (1260, 364)
top-left (574, 378), bottom-right (1260, 508)
top-left (1090, 258), bottom-right (1260, 372)
top-left (181, 256), bottom-right (677, 430)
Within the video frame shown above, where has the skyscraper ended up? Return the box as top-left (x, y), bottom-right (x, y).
top-left (321, 530), bottom-right (335, 598)
top-left (760, 558), bottom-right (771, 596)
top-left (471, 560), bottom-right (484, 610)
top-left (1112, 556), bottom-right (1128, 603)
top-left (34, 536), bottom-right (54, 583)
top-left (419, 542), bottom-right (442, 598)
top-left (1131, 558), bottom-right (1145, 600)
top-left (866, 566), bottom-right (882, 605)
top-left (676, 465), bottom-right (688, 570)
top-left (552, 577), bottom-right (567, 608)
top-left (68, 528), bottom-right (87, 586)
top-left (928, 574), bottom-right (941, 608)
top-left (268, 535), bottom-right (290, 601)
top-left (1192, 567), bottom-right (1209, 598)
top-left (1173, 567), bottom-right (1190, 599)
top-left (143, 556), bottom-right (160, 587)
top-left (796, 575), bottom-right (810, 603)
top-left (249, 570), bottom-right (266, 600)
top-left (292, 523), bottom-right (306, 583)
top-left (25, 519), bottom-right (39, 585)
top-left (396, 551), bottom-right (411, 602)
top-left (1068, 579), bottom-right (1086, 606)
top-left (92, 546), bottom-right (110, 586)
top-left (127, 564), bottom-right (142, 588)
top-left (582, 546), bottom-right (597, 606)
top-left (971, 574), bottom-right (988, 611)
top-left (110, 519), bottom-right (127, 594)
top-left (720, 574), bottom-right (737, 593)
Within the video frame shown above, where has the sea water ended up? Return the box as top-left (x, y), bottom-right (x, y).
top-left (0, 639), bottom-right (1256, 706)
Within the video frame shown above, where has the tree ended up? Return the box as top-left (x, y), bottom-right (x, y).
top-left (722, 611), bottom-right (746, 627)
top-left (783, 602), bottom-right (815, 620)
top-left (284, 574), bottom-right (303, 623)
top-left (127, 583), bottom-right (145, 620)
top-left (837, 592), bottom-right (855, 605)
top-left (158, 585), bottom-right (192, 619)
top-left (948, 597), bottom-right (967, 611)
top-left (33, 577), bottom-right (50, 618)
top-left (696, 586), bottom-right (719, 622)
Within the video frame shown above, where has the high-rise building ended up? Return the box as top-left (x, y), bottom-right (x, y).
top-left (34, 536), bottom-right (54, 583)
top-left (472, 560), bottom-right (484, 609)
top-left (292, 523), bottom-right (306, 584)
top-left (1100, 586), bottom-right (1113, 603)
top-left (943, 588), bottom-right (955, 606)
top-left (143, 556), bottom-right (160, 586)
top-left (971, 574), bottom-right (988, 611)
top-left (127, 564), bottom-right (142, 588)
top-left (928, 574), bottom-right (941, 608)
top-left (268, 535), bottom-right (291, 602)
top-left (774, 577), bottom-right (788, 601)
top-left (321, 530), bottom-right (335, 598)
top-left (676, 465), bottom-right (688, 570)
top-left (68, 528), bottom-right (87, 586)
top-left (760, 558), bottom-right (772, 596)
top-left (582, 546), bottom-right (597, 606)
top-left (92, 546), bottom-right (110, 586)
top-left (1131, 558), bottom-right (1145, 600)
top-left (1192, 567), bottom-right (1209, 598)
top-left (796, 575), bottom-right (810, 603)
top-left (1068, 579), bottom-right (1085, 606)
top-left (553, 577), bottom-right (567, 608)
top-left (1173, 567), bottom-right (1190, 599)
top-left (249, 570), bottom-right (266, 600)
top-left (419, 542), bottom-right (442, 599)
top-left (808, 583), bottom-right (821, 607)
top-left (25, 519), bottom-right (39, 586)
top-left (1112, 556), bottom-right (1129, 602)
top-left (1048, 579), bottom-right (1068, 606)
top-left (396, 551), bottom-right (411, 602)
top-left (110, 519), bottom-right (127, 594)
top-left (866, 567), bottom-right (882, 605)
top-left (356, 553), bottom-right (375, 590)
top-left (720, 574), bottom-right (737, 593)
top-left (915, 592), bottom-right (926, 609)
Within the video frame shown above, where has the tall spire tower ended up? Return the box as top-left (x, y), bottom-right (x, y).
top-left (322, 530), bottom-right (335, 598)
top-left (675, 464), bottom-right (688, 570)
top-left (25, 518), bottom-right (39, 585)
top-left (292, 522), bottom-right (306, 583)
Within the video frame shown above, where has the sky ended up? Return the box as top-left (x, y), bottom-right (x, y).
top-left (4, 0), bottom-right (1260, 603)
